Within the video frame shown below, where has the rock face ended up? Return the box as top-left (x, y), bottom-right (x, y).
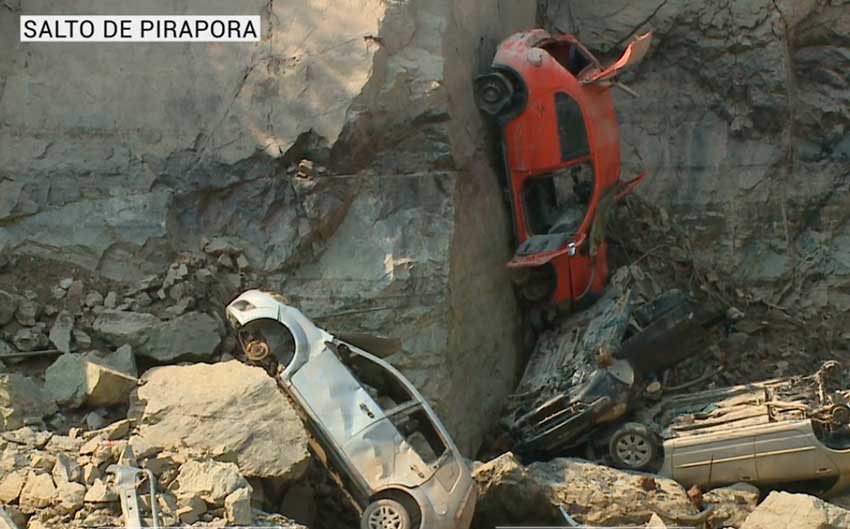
top-left (472, 453), bottom-right (698, 528)
top-left (741, 491), bottom-right (850, 529)
top-left (542, 0), bottom-right (850, 319)
top-left (129, 361), bottom-right (310, 481)
top-left (0, 0), bottom-right (537, 454)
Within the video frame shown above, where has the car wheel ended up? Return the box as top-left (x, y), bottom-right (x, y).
top-left (609, 422), bottom-right (656, 470)
top-left (361, 498), bottom-right (411, 529)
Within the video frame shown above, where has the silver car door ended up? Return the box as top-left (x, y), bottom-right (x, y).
top-left (290, 346), bottom-right (385, 450)
top-left (754, 421), bottom-right (838, 484)
top-left (670, 433), bottom-right (758, 486)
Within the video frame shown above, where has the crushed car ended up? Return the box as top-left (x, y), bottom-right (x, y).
top-left (225, 290), bottom-right (477, 529)
top-left (632, 361), bottom-right (850, 496)
top-left (495, 278), bottom-right (727, 463)
top-left (474, 30), bottom-right (651, 308)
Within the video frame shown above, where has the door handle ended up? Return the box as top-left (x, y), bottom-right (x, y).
top-left (359, 403), bottom-right (375, 419)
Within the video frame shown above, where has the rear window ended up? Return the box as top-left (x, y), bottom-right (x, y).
top-left (347, 351), bottom-right (414, 412)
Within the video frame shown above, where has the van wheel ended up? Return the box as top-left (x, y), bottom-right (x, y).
top-left (361, 498), bottom-right (411, 529)
top-left (609, 422), bottom-right (656, 470)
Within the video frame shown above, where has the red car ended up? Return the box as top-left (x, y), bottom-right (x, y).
top-left (475, 30), bottom-right (651, 308)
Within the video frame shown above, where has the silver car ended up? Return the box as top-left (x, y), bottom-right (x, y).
top-left (225, 290), bottom-right (477, 529)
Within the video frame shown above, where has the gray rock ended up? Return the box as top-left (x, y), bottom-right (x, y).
top-left (72, 329), bottom-right (91, 349)
top-left (14, 300), bottom-right (37, 327)
top-left (175, 460), bottom-right (248, 506)
top-left (103, 291), bottom-right (118, 309)
top-left (52, 453), bottom-right (82, 485)
top-left (59, 278), bottom-right (74, 290)
top-left (49, 310), bottom-right (74, 353)
top-left (129, 361), bottom-right (309, 481)
top-left (84, 291), bottom-right (104, 308)
top-left (12, 328), bottom-right (48, 352)
top-left (93, 310), bottom-right (220, 362)
top-left (45, 353), bottom-right (138, 408)
top-left (742, 491), bottom-right (850, 529)
top-left (87, 344), bottom-right (137, 378)
top-left (84, 411), bottom-right (107, 430)
top-left (0, 290), bottom-right (16, 326)
top-left (0, 374), bottom-right (57, 430)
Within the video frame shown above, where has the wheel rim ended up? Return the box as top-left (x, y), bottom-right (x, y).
top-left (616, 433), bottom-right (652, 468)
top-left (368, 504), bottom-right (404, 529)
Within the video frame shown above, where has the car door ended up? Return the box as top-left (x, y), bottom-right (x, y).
top-left (670, 432), bottom-right (758, 487)
top-left (338, 351), bottom-right (450, 490)
top-left (753, 421), bottom-right (838, 485)
top-left (290, 345), bottom-right (385, 471)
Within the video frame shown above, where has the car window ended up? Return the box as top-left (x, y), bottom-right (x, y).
top-left (554, 92), bottom-right (590, 161)
top-left (345, 349), bottom-right (415, 413)
top-left (389, 407), bottom-right (447, 464)
top-left (522, 164), bottom-right (594, 236)
top-left (540, 40), bottom-right (592, 76)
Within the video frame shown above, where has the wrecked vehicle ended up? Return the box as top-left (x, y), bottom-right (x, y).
top-left (225, 290), bottom-right (477, 529)
top-left (474, 30), bottom-right (651, 307)
top-left (498, 281), bottom-right (726, 465)
top-left (636, 361), bottom-right (850, 496)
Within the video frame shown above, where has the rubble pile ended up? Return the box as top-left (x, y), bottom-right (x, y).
top-left (0, 240), bottom-right (333, 528)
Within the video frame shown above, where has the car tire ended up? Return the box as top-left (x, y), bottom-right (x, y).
top-left (361, 498), bottom-right (412, 529)
top-left (609, 422), bottom-right (656, 470)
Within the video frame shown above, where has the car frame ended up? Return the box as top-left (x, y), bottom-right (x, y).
top-left (475, 30), bottom-right (651, 308)
top-left (225, 290), bottom-right (477, 529)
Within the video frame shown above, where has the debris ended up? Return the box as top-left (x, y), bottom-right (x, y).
top-left (129, 361), bottom-right (310, 480)
top-left (741, 491), bottom-right (850, 529)
top-left (2, 426), bottom-right (52, 448)
top-left (106, 460), bottom-right (161, 529)
top-left (48, 310), bottom-right (74, 353)
top-left (19, 472), bottom-right (57, 511)
top-left (175, 460), bottom-right (248, 506)
top-left (0, 470), bottom-right (26, 503)
top-left (85, 478), bottom-right (118, 503)
top-left (12, 328), bottom-right (49, 352)
top-left (14, 299), bottom-right (38, 327)
top-left (473, 453), bottom-right (697, 527)
top-left (225, 487), bottom-right (253, 526)
top-left (703, 482), bottom-right (760, 529)
top-left (176, 494), bottom-right (207, 524)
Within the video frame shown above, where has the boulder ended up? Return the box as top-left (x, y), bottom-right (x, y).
top-left (0, 374), bottom-right (57, 430)
top-left (472, 453), bottom-right (698, 528)
top-left (84, 478), bottom-right (117, 503)
top-left (48, 311), bottom-right (74, 353)
top-left (55, 481), bottom-right (86, 514)
top-left (11, 328), bottom-right (48, 352)
top-left (93, 310), bottom-right (220, 362)
top-left (18, 472), bottom-right (56, 512)
top-left (0, 469), bottom-right (26, 503)
top-left (742, 491), bottom-right (850, 529)
top-left (129, 361), bottom-right (309, 481)
top-left (86, 344), bottom-right (137, 378)
top-left (174, 460), bottom-right (248, 506)
top-left (45, 353), bottom-right (137, 408)
top-left (703, 482), bottom-right (760, 529)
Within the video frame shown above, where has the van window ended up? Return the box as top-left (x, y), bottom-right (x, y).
top-left (389, 408), bottom-right (447, 464)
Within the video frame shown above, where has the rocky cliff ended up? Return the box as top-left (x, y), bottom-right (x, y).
top-left (0, 0), bottom-right (536, 454)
